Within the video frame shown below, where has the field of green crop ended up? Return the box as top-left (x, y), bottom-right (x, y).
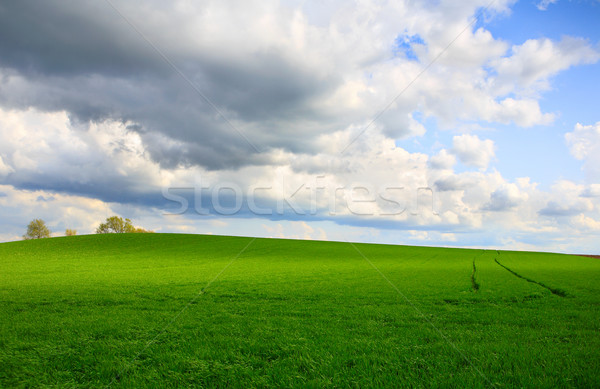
top-left (0, 234), bottom-right (598, 388)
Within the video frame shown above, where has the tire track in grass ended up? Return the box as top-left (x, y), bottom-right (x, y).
top-left (494, 252), bottom-right (568, 297)
top-left (470, 250), bottom-right (485, 292)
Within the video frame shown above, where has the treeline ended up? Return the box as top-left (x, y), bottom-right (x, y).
top-left (23, 216), bottom-right (153, 240)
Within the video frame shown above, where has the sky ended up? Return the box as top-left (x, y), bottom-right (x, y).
top-left (0, 0), bottom-right (599, 253)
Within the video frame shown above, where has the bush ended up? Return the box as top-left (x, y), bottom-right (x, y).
top-left (132, 227), bottom-right (154, 233)
top-left (24, 219), bottom-right (51, 240)
top-left (65, 229), bottom-right (77, 236)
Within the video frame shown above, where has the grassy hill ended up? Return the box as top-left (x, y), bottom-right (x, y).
top-left (0, 234), bottom-right (598, 388)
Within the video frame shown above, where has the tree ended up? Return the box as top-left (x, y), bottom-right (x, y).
top-left (24, 219), bottom-right (51, 240)
top-left (96, 216), bottom-right (135, 234)
top-left (95, 216), bottom-right (152, 234)
top-left (65, 229), bottom-right (77, 236)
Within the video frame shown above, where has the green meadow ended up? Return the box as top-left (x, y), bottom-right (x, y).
top-left (0, 234), bottom-right (598, 388)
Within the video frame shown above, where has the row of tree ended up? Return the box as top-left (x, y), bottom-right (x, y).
top-left (23, 216), bottom-right (152, 240)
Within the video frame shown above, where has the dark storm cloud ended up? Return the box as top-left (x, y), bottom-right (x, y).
top-left (0, 0), bottom-right (344, 172)
top-left (0, 1), bottom-right (165, 77)
top-left (196, 51), bottom-right (339, 124)
top-left (4, 171), bottom-right (165, 208)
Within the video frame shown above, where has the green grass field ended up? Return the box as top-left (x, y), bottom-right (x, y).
top-left (0, 234), bottom-right (598, 388)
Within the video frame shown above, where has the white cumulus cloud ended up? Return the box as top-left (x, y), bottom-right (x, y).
top-left (566, 122), bottom-right (600, 180)
top-left (451, 134), bottom-right (495, 170)
top-left (492, 36), bottom-right (600, 95)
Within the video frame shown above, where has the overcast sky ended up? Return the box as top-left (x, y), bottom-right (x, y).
top-left (1, 0), bottom-right (599, 253)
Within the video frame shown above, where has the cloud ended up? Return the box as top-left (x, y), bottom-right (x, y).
top-left (0, 1), bottom-right (347, 169)
top-left (495, 98), bottom-right (554, 127)
top-left (539, 201), bottom-right (593, 217)
top-left (492, 36), bottom-right (599, 95)
top-left (0, 108), bottom-right (167, 205)
top-left (572, 213), bottom-right (600, 231)
top-left (0, 155), bottom-right (14, 177)
top-left (451, 134), bottom-right (495, 169)
top-left (483, 184), bottom-right (527, 211)
top-left (566, 122), bottom-right (600, 160)
top-left (536, 0), bottom-right (558, 11)
top-left (565, 122), bottom-right (600, 180)
top-left (538, 181), bottom-right (594, 217)
top-left (434, 176), bottom-right (467, 192)
top-left (0, 0), bottom-right (566, 171)
top-left (428, 149), bottom-right (456, 170)
top-left (581, 184), bottom-right (600, 198)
